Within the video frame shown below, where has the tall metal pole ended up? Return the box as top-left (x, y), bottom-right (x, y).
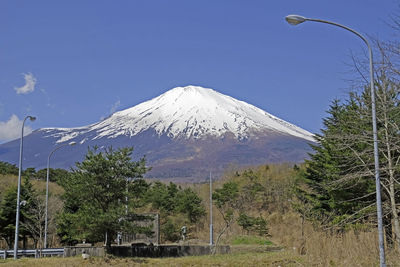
top-left (285, 15), bottom-right (386, 266)
top-left (209, 171), bottom-right (213, 246)
top-left (14, 115), bottom-right (35, 260)
top-left (44, 141), bottom-right (75, 249)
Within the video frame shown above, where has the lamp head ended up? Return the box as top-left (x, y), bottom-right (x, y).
top-left (69, 141), bottom-right (77, 146)
top-left (28, 116), bottom-right (36, 122)
top-left (285, 15), bottom-right (307, 25)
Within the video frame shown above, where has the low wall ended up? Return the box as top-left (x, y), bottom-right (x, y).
top-left (64, 246), bottom-right (105, 257)
top-left (109, 245), bottom-right (230, 257)
top-left (64, 245), bottom-right (229, 258)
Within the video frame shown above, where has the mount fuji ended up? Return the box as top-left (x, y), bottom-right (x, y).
top-left (0, 86), bottom-right (315, 181)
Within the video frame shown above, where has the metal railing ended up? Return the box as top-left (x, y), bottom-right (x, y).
top-left (0, 248), bottom-right (64, 259)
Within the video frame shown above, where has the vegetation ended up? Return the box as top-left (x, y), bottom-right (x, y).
top-left (0, 146), bottom-right (206, 249)
top-left (0, 161), bottom-right (18, 176)
top-left (57, 146), bottom-right (148, 249)
top-left (0, 149), bottom-right (399, 265)
top-left (0, 177), bottom-right (40, 249)
top-left (0, 250), bottom-right (307, 267)
top-left (0, 173), bottom-right (64, 249)
top-left (2, 21), bottom-right (400, 261)
top-left (292, 59), bottom-right (400, 253)
top-left (0, 161), bottom-right (69, 183)
top-left (237, 214), bottom-right (268, 236)
top-left (145, 181), bottom-right (206, 242)
top-left (231, 235), bottom-right (273, 246)
top-left (0, 185), bottom-right (20, 248)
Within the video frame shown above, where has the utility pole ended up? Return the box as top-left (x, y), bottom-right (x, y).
top-left (209, 171), bottom-right (213, 246)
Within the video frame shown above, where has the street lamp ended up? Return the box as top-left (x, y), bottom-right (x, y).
top-left (209, 171), bottom-right (213, 246)
top-left (14, 115), bottom-right (36, 260)
top-left (44, 141), bottom-right (76, 248)
top-left (285, 15), bottom-right (386, 266)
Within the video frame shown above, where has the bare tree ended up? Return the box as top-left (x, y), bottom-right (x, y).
top-left (21, 194), bottom-right (46, 249)
top-left (46, 195), bottom-right (64, 248)
top-left (212, 181), bottom-right (241, 254)
top-left (331, 62), bottom-right (400, 250)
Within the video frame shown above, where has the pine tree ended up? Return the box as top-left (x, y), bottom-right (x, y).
top-left (0, 186), bottom-right (18, 249)
top-left (57, 146), bottom-right (147, 249)
top-left (0, 177), bottom-right (37, 249)
top-left (298, 72), bottom-right (400, 248)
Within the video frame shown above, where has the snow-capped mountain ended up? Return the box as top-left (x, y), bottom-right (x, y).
top-left (42, 85), bottom-right (314, 143)
top-left (0, 86), bottom-right (315, 181)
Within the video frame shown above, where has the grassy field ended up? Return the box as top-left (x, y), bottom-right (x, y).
top-left (1, 169), bottom-right (399, 266)
top-left (2, 245), bottom-right (397, 267)
top-left (0, 250), bottom-right (307, 267)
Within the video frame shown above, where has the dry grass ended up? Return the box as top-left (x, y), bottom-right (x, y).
top-left (187, 164), bottom-right (400, 267)
top-left (267, 211), bottom-right (400, 266)
top-left (0, 250), bottom-right (307, 267)
top-left (2, 166), bottom-right (400, 266)
top-left (0, 174), bottom-right (64, 249)
top-left (31, 179), bottom-right (64, 196)
top-left (0, 174), bottom-right (18, 194)
top-left (0, 174), bottom-right (64, 196)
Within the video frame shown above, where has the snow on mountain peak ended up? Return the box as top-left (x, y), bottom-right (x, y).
top-left (89, 85), bottom-right (314, 141)
top-left (45, 85), bottom-right (315, 143)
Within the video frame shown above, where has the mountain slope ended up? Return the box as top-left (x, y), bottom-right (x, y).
top-left (0, 85), bottom-right (315, 181)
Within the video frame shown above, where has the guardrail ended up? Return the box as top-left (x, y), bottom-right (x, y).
top-left (0, 248), bottom-right (64, 259)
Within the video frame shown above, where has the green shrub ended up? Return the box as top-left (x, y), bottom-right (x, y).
top-left (237, 213), bottom-right (269, 236)
top-left (231, 235), bottom-right (273, 246)
top-left (161, 218), bottom-right (180, 242)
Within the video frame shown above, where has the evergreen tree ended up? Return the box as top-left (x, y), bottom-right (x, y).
top-left (146, 181), bottom-right (206, 242)
top-left (146, 182), bottom-right (205, 223)
top-left (0, 186), bottom-right (18, 249)
top-left (146, 182), bottom-right (178, 213)
top-left (57, 146), bottom-right (147, 249)
top-left (175, 188), bottom-right (205, 223)
top-left (298, 72), bottom-right (400, 247)
top-left (298, 97), bottom-right (378, 227)
top-left (35, 168), bottom-right (70, 183)
top-left (0, 161), bottom-right (18, 175)
top-left (0, 178), bottom-right (37, 249)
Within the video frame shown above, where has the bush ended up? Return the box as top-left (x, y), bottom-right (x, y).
top-left (237, 213), bottom-right (269, 236)
top-left (161, 218), bottom-right (180, 242)
top-left (231, 235), bottom-right (273, 245)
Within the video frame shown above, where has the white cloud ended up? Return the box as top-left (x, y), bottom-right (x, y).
top-left (14, 73), bottom-right (37, 94)
top-left (0, 114), bottom-right (33, 143)
top-left (100, 99), bottom-right (121, 121)
top-left (40, 88), bottom-right (55, 108)
top-left (110, 100), bottom-right (121, 114)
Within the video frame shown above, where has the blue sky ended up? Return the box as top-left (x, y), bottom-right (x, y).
top-left (0, 0), bottom-right (398, 143)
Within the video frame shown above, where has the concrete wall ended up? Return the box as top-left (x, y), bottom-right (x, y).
top-left (109, 245), bottom-right (230, 257)
top-left (64, 244), bottom-right (230, 258)
top-left (64, 246), bottom-right (105, 257)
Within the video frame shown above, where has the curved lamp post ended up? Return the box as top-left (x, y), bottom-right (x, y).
top-left (285, 15), bottom-right (385, 266)
top-left (44, 141), bottom-right (76, 248)
top-left (14, 115), bottom-right (36, 259)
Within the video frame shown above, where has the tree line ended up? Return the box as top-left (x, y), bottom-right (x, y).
top-left (0, 146), bottom-right (206, 250)
top-left (0, 161), bottom-right (69, 183)
top-left (2, 24), bottom-right (400, 250)
top-left (207, 18), bottom-right (400, 252)
top-left (293, 22), bottom-right (400, 251)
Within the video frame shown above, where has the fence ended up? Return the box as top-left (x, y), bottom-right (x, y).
top-left (0, 248), bottom-right (64, 259)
